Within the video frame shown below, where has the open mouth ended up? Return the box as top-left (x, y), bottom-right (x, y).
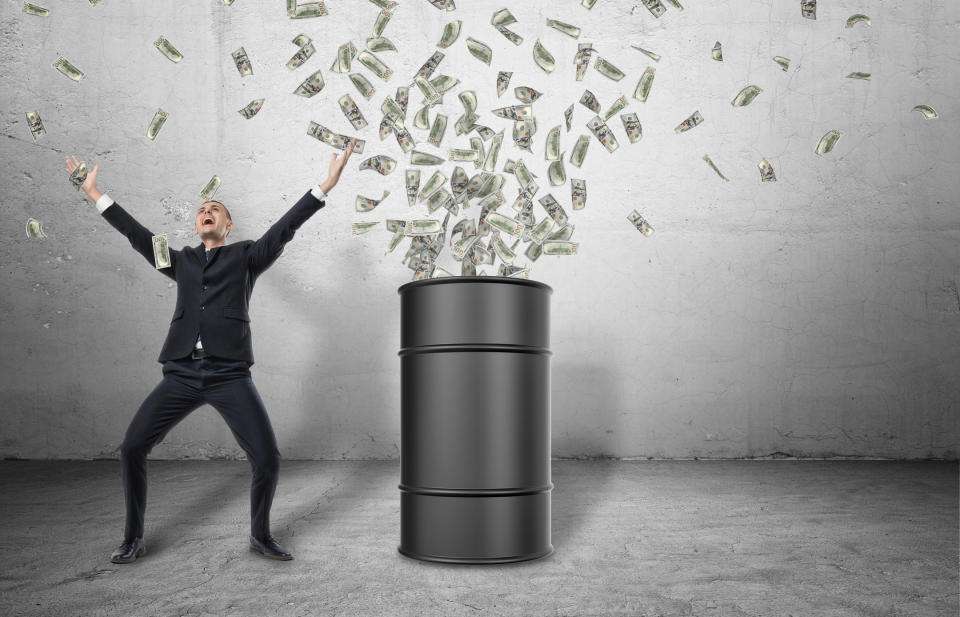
top-left (203, 218), bottom-right (214, 226)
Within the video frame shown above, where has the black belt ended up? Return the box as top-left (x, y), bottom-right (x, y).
top-left (190, 348), bottom-right (210, 360)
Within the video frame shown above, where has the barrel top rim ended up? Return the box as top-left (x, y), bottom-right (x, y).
top-left (397, 276), bottom-right (553, 294)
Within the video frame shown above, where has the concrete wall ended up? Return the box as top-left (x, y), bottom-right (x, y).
top-left (2, 0), bottom-right (957, 460)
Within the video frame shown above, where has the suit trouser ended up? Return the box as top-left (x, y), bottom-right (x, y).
top-left (120, 354), bottom-right (280, 541)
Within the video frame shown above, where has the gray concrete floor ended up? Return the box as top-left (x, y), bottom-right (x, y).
top-left (0, 460), bottom-right (956, 617)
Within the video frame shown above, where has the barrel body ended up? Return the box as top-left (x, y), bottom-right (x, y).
top-left (397, 277), bottom-right (553, 563)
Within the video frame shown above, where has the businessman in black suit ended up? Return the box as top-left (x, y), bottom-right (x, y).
top-left (66, 139), bottom-right (355, 563)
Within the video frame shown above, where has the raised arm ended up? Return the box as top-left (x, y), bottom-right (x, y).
top-left (67, 155), bottom-right (177, 281)
top-left (247, 138), bottom-right (356, 276)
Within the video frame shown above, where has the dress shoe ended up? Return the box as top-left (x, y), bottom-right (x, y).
top-left (249, 534), bottom-right (293, 560)
top-left (110, 537), bottom-right (146, 564)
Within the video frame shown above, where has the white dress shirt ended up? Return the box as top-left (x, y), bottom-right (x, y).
top-left (95, 186), bottom-right (326, 351)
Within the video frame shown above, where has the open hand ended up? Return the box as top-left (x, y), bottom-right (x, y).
top-left (66, 155), bottom-right (100, 199)
top-left (319, 137), bottom-right (356, 194)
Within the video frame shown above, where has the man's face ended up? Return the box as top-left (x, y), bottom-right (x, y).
top-left (195, 201), bottom-right (234, 240)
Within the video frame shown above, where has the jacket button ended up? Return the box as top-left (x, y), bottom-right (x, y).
top-left (203, 285), bottom-right (207, 290)
top-left (201, 305), bottom-right (204, 310)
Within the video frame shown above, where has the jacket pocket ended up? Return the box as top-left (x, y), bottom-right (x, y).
top-left (223, 306), bottom-right (250, 322)
top-left (171, 307), bottom-right (184, 322)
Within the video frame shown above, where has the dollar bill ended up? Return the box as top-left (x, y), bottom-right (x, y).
top-left (515, 86), bottom-right (542, 104)
top-left (544, 125), bottom-right (561, 161)
top-left (366, 37), bottom-right (396, 53)
top-left (845, 14), bottom-right (871, 28)
top-left (587, 115), bottom-right (619, 152)
top-left (582, 0), bottom-right (598, 7)
top-left (199, 175), bottom-right (221, 200)
top-left (22, 3), bottom-right (49, 16)
top-left (514, 158), bottom-right (536, 187)
top-left (414, 50), bottom-right (445, 80)
top-left (602, 95), bottom-right (628, 121)
top-left (571, 178), bottom-right (586, 210)
top-left (458, 90), bottom-right (477, 117)
top-left (357, 50), bottom-right (392, 80)
top-left (26, 218), bottom-right (46, 239)
top-left (483, 130), bottom-right (504, 172)
top-left (286, 41), bottom-right (315, 70)
top-left (579, 90), bottom-right (600, 113)
top-left (306, 121), bottom-right (365, 153)
top-left (368, 0), bottom-right (398, 9)
top-left (628, 209), bottom-right (654, 236)
top-left (449, 148), bottom-right (479, 162)
top-left (513, 120), bottom-right (533, 152)
top-left (425, 0), bottom-right (455, 10)
top-left (486, 211), bottom-right (524, 237)
top-left (452, 233), bottom-right (481, 260)
top-left (154, 36), bottom-right (183, 63)
top-left (429, 74), bottom-right (460, 96)
top-left (703, 154), bottom-right (729, 181)
top-left (491, 7), bottom-right (517, 26)
top-left (413, 75), bottom-right (440, 105)
top-left (801, 0), bottom-right (816, 19)
top-left (548, 154), bottom-right (566, 186)
top-left (410, 150), bottom-right (443, 165)
top-left (428, 113), bottom-right (448, 146)
top-left (912, 105), bottom-right (938, 119)
top-left (546, 18), bottom-right (580, 38)
top-left (815, 130), bottom-right (842, 155)
top-left (359, 155), bottom-right (396, 175)
top-left (497, 71), bottom-right (512, 98)
top-left (294, 69), bottom-right (325, 96)
top-left (532, 39), bottom-right (556, 73)
top-left (405, 219), bottom-right (443, 236)
top-left (290, 2), bottom-right (327, 18)
top-left (331, 41), bottom-right (357, 73)
top-left (530, 217), bottom-right (555, 244)
top-left (642, 0), bottom-right (666, 18)
top-left (232, 47), bottom-right (253, 76)
top-left (594, 57), bottom-right (625, 81)
top-left (454, 112), bottom-right (478, 135)
top-left (475, 125), bottom-right (496, 141)
top-left (674, 110), bottom-right (703, 133)
top-left (758, 158), bottom-right (777, 182)
top-left (238, 98), bottom-right (264, 119)
top-left (634, 67), bottom-right (655, 102)
top-left (356, 190), bottom-right (390, 212)
top-left (386, 224), bottom-right (406, 254)
top-left (352, 221), bottom-right (380, 235)
top-left (732, 85), bottom-right (762, 107)
top-left (564, 104), bottom-right (574, 132)
top-left (773, 56), bottom-right (790, 71)
top-left (395, 86), bottom-right (409, 116)
top-left (69, 162), bottom-right (87, 190)
top-left (52, 56), bottom-right (83, 81)
top-left (470, 137), bottom-right (486, 169)
top-left (26, 110), bottom-right (45, 141)
top-left (846, 72), bottom-right (871, 80)
top-left (419, 170), bottom-right (447, 202)
top-left (621, 112), bottom-right (642, 143)
top-left (542, 241), bottom-right (578, 255)
top-left (574, 43), bottom-right (593, 80)
top-left (152, 234), bottom-right (171, 269)
top-left (570, 135), bottom-right (590, 167)
top-left (286, 0), bottom-right (296, 15)
top-left (430, 265), bottom-right (454, 278)
top-left (538, 193), bottom-right (569, 228)
top-left (665, 0), bottom-right (683, 9)
top-left (337, 94), bottom-right (367, 129)
top-left (438, 20), bottom-right (462, 47)
top-left (492, 104), bottom-right (532, 121)
top-left (405, 170), bottom-right (421, 206)
top-left (372, 9), bottom-right (392, 37)
top-left (450, 166), bottom-right (469, 197)
top-left (147, 108), bottom-right (169, 139)
top-left (491, 232), bottom-right (516, 264)
top-left (631, 45), bottom-right (661, 62)
top-left (466, 37), bottom-right (493, 64)
top-left (495, 25), bottom-right (523, 46)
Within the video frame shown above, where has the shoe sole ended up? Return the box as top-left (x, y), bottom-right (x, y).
top-left (249, 543), bottom-right (293, 560)
top-left (111, 545), bottom-right (146, 564)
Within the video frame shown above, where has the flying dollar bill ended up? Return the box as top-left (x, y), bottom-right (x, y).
top-left (52, 56), bottom-right (83, 81)
top-left (232, 47), bottom-right (253, 76)
top-left (634, 67), bottom-right (655, 102)
top-left (815, 129), bottom-right (842, 155)
top-left (912, 105), bottom-right (938, 119)
top-left (594, 57), bottom-right (625, 81)
top-left (773, 56), bottom-right (790, 71)
top-left (546, 18), bottom-right (580, 38)
top-left (26, 218), bottom-right (46, 239)
top-left (674, 110), bottom-right (703, 133)
top-left (801, 0), bottom-right (816, 19)
top-left (22, 3), bottom-right (50, 16)
top-left (290, 2), bottom-right (327, 18)
top-left (579, 89), bottom-right (600, 113)
top-left (731, 85), bottom-right (762, 107)
top-left (438, 20), bottom-right (462, 47)
top-left (466, 37), bottom-right (492, 64)
top-left (571, 178), bottom-right (586, 210)
top-left (602, 95), bottom-right (628, 121)
top-left (359, 155), bottom-right (397, 175)
top-left (356, 190), bottom-right (390, 212)
top-left (642, 0), bottom-right (666, 18)
top-left (26, 110), bottom-right (45, 141)
top-left (152, 234), bottom-right (171, 269)
top-left (586, 115), bottom-right (619, 152)
top-left (352, 221), bottom-right (380, 235)
top-left (338, 94), bottom-right (368, 129)
top-left (628, 209), bottom-right (654, 236)
top-left (199, 175), bottom-right (221, 200)
top-left (845, 14), bottom-right (871, 28)
top-left (147, 108), bottom-right (169, 139)
top-left (621, 113), bottom-right (642, 143)
top-left (758, 158), bottom-right (777, 182)
top-left (154, 36), bottom-right (183, 63)
top-left (286, 41), bottom-right (316, 70)
top-left (238, 98), bottom-right (264, 119)
top-left (497, 71), bottom-right (512, 97)
top-left (703, 154), bottom-right (729, 181)
top-left (542, 241), bottom-right (578, 256)
top-left (712, 41), bottom-right (723, 61)
top-left (294, 69), bottom-right (325, 97)
top-left (69, 162), bottom-right (87, 190)
top-left (570, 135), bottom-right (590, 167)
top-left (532, 39), bottom-right (556, 73)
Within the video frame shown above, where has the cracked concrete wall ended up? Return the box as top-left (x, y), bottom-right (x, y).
top-left (1, 1), bottom-right (958, 460)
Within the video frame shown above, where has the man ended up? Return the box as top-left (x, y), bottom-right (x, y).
top-left (66, 138), bottom-right (355, 563)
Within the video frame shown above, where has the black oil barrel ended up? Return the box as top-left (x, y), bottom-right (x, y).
top-left (397, 276), bottom-right (553, 564)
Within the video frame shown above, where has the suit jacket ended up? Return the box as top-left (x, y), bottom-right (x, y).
top-left (101, 190), bottom-right (325, 365)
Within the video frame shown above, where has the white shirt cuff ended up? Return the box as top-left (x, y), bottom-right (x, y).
top-left (310, 185), bottom-right (326, 202)
top-left (95, 193), bottom-right (115, 213)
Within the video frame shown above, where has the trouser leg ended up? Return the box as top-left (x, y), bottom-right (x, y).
top-left (203, 367), bottom-right (280, 541)
top-left (120, 361), bottom-right (204, 539)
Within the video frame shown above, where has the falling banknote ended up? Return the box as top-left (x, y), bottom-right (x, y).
top-left (152, 234), bottom-right (171, 269)
top-left (238, 99), bottom-right (264, 119)
top-left (628, 209), bottom-right (654, 236)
